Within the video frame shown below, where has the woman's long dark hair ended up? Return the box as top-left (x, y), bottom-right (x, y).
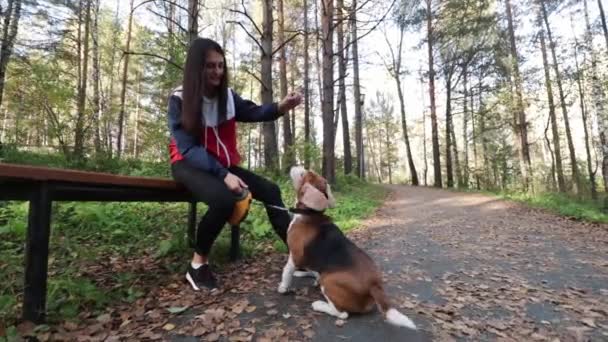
top-left (181, 37), bottom-right (229, 136)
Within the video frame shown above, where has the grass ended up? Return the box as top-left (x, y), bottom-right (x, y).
top-left (491, 190), bottom-right (608, 224)
top-left (0, 170), bottom-right (388, 326)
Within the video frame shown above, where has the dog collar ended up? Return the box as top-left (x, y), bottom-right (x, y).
top-left (289, 207), bottom-right (325, 215)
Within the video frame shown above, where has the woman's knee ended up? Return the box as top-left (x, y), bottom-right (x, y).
top-left (264, 182), bottom-right (282, 201)
top-left (208, 192), bottom-right (237, 215)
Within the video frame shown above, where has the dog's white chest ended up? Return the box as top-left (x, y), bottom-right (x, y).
top-left (287, 214), bottom-right (302, 234)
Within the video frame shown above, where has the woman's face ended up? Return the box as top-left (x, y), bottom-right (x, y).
top-left (203, 50), bottom-right (225, 90)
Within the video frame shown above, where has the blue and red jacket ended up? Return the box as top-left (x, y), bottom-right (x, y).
top-left (167, 87), bottom-right (281, 179)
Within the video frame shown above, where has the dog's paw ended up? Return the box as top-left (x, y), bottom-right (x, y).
top-left (338, 311), bottom-right (348, 320)
top-left (312, 300), bottom-right (327, 312)
top-left (277, 283), bottom-right (289, 294)
top-left (312, 279), bottom-right (319, 287)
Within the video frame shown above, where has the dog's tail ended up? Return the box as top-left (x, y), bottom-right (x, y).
top-left (370, 284), bottom-right (417, 330)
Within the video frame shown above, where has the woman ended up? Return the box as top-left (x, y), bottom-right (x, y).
top-left (168, 37), bottom-right (302, 290)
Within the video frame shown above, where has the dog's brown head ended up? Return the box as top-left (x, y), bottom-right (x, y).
top-left (290, 166), bottom-right (336, 211)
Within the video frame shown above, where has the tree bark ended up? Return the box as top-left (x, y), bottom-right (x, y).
top-left (573, 32), bottom-right (597, 199)
top-left (278, 0), bottom-right (294, 171)
top-left (336, 0), bottom-right (352, 175)
top-left (261, 0), bottom-right (279, 171)
top-left (303, 0), bottom-right (312, 169)
top-left (92, 0), bottom-right (102, 155)
top-left (0, 0), bottom-right (21, 111)
top-left (539, 25), bottom-right (566, 192)
top-left (445, 76), bottom-right (454, 188)
top-left (462, 67), bottom-right (470, 188)
top-left (188, 0), bottom-right (198, 43)
top-left (505, 0), bottom-right (532, 191)
top-left (116, 0), bottom-right (134, 159)
top-left (539, 0), bottom-right (580, 194)
top-left (351, 0), bottom-right (364, 179)
top-left (426, 0), bottom-right (441, 187)
top-left (74, 0), bottom-right (91, 162)
top-left (585, 0), bottom-right (608, 192)
top-left (321, 0), bottom-right (335, 183)
top-left (598, 0), bottom-right (608, 52)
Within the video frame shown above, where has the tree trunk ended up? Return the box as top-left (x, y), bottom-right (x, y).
top-left (0, 0), bottom-right (21, 111)
top-left (479, 78), bottom-right (490, 188)
top-left (321, 0), bottom-right (335, 183)
top-left (351, 0), bottom-right (364, 179)
top-left (585, 0), bottom-right (608, 192)
top-left (74, 0), bottom-right (91, 162)
top-left (539, 25), bottom-right (566, 192)
top-left (505, 0), bottom-right (532, 191)
top-left (420, 73), bottom-right (428, 186)
top-left (116, 0), bottom-right (134, 159)
top-left (390, 26), bottom-right (418, 185)
top-left (598, 0), bottom-right (608, 52)
top-left (303, 0), bottom-right (311, 169)
top-left (544, 109), bottom-right (557, 191)
top-left (261, 0), bottom-right (279, 171)
top-left (336, 0), bottom-right (352, 175)
top-left (462, 67), bottom-right (470, 188)
top-left (188, 0), bottom-right (198, 43)
top-left (133, 71), bottom-right (141, 157)
top-left (314, 0), bottom-right (323, 107)
top-left (92, 0), bottom-right (102, 155)
top-left (278, 0), bottom-right (294, 171)
top-left (450, 105), bottom-right (461, 188)
top-left (445, 75), bottom-right (454, 188)
top-left (539, 0), bottom-right (579, 194)
top-left (426, 0), bottom-right (441, 187)
top-left (573, 33), bottom-right (597, 199)
top-left (385, 118), bottom-right (392, 184)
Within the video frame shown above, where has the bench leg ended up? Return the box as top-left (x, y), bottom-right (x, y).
top-left (23, 183), bottom-right (52, 323)
top-left (230, 225), bottom-right (241, 261)
top-left (188, 202), bottom-right (197, 249)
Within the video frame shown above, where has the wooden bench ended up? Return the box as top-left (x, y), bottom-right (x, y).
top-left (0, 162), bottom-right (242, 323)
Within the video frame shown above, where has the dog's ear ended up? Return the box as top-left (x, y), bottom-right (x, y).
top-left (300, 182), bottom-right (330, 211)
top-left (290, 166), bottom-right (307, 190)
top-left (326, 184), bottom-right (336, 208)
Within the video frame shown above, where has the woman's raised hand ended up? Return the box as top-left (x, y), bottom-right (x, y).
top-left (278, 92), bottom-right (303, 114)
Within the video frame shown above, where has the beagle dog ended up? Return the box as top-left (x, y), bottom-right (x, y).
top-left (277, 166), bottom-right (416, 329)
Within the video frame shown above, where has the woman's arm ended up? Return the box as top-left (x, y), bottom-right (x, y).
top-left (233, 91), bottom-right (282, 122)
top-left (167, 95), bottom-right (228, 179)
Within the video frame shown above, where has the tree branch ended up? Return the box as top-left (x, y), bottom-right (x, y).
top-left (123, 50), bottom-right (182, 70)
top-left (272, 32), bottom-right (301, 56)
top-left (243, 68), bottom-right (263, 86)
top-left (147, 8), bottom-right (189, 35)
top-left (228, 0), bottom-right (263, 37)
top-left (343, 0), bottom-right (397, 52)
top-left (227, 20), bottom-right (263, 51)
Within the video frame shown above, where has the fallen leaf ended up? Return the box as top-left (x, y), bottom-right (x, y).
top-left (266, 309), bottom-right (279, 315)
top-left (303, 329), bottom-right (315, 338)
top-left (264, 301), bottom-right (277, 308)
top-left (96, 314), bottom-right (112, 324)
top-left (163, 323), bottom-right (176, 331)
top-left (245, 305), bottom-right (257, 313)
top-left (192, 327), bottom-right (207, 336)
top-left (580, 318), bottom-right (596, 328)
top-left (207, 332), bottom-right (220, 341)
top-left (232, 299), bottom-right (250, 314)
top-left (167, 306), bottom-right (188, 314)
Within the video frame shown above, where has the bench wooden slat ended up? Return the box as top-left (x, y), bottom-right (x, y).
top-left (0, 162), bottom-right (181, 190)
top-left (0, 162), bottom-right (242, 324)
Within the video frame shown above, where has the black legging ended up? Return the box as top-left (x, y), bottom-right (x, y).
top-left (171, 160), bottom-right (290, 256)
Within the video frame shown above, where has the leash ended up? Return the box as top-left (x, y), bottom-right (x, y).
top-left (252, 201), bottom-right (324, 215)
